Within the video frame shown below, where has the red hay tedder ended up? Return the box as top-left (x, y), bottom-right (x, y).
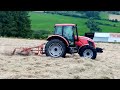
top-left (12, 43), bottom-right (46, 56)
top-left (12, 24), bottom-right (103, 59)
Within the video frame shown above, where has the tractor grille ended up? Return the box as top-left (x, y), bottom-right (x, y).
top-left (88, 41), bottom-right (94, 47)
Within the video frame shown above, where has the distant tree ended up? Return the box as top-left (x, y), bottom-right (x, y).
top-left (86, 18), bottom-right (102, 33)
top-left (108, 11), bottom-right (120, 15)
top-left (0, 11), bottom-right (32, 38)
top-left (13, 11), bottom-right (32, 38)
top-left (114, 19), bottom-right (118, 22)
top-left (0, 11), bottom-right (15, 37)
top-left (32, 30), bottom-right (51, 39)
top-left (113, 24), bottom-right (116, 27)
top-left (85, 11), bottom-right (100, 19)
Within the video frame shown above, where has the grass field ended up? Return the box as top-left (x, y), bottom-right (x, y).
top-left (30, 12), bottom-right (120, 35)
top-left (99, 12), bottom-right (108, 19)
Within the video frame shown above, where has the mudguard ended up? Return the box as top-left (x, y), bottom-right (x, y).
top-left (47, 35), bottom-right (69, 46)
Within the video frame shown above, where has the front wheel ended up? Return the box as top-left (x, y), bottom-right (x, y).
top-left (79, 45), bottom-right (97, 59)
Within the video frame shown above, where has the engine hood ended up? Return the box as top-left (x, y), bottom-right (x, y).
top-left (78, 36), bottom-right (94, 42)
top-left (75, 35), bottom-right (96, 48)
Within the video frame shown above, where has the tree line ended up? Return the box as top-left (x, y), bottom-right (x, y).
top-left (44, 11), bottom-right (101, 19)
top-left (0, 11), bottom-right (32, 38)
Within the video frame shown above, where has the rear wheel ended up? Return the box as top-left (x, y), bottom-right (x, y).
top-left (79, 45), bottom-right (97, 59)
top-left (45, 39), bottom-right (66, 58)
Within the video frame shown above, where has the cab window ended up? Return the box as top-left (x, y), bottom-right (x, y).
top-left (63, 26), bottom-right (74, 45)
top-left (54, 26), bottom-right (62, 36)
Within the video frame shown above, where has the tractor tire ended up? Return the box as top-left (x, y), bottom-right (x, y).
top-left (79, 45), bottom-right (97, 59)
top-left (45, 39), bottom-right (66, 58)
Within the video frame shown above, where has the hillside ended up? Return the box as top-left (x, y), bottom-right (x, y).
top-left (30, 12), bottom-right (120, 36)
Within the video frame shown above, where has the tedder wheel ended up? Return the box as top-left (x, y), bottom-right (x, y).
top-left (45, 39), bottom-right (66, 58)
top-left (79, 45), bottom-right (97, 59)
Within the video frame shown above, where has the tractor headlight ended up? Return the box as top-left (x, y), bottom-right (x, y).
top-left (88, 40), bottom-right (94, 47)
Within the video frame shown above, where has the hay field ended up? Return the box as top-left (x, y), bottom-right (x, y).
top-left (0, 37), bottom-right (120, 79)
top-left (109, 14), bottom-right (120, 21)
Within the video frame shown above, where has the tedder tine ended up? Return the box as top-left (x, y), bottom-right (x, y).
top-left (12, 48), bottom-right (16, 55)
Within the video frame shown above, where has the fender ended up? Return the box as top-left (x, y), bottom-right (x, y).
top-left (47, 35), bottom-right (69, 46)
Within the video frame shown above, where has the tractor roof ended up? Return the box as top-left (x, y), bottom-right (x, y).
top-left (55, 24), bottom-right (76, 26)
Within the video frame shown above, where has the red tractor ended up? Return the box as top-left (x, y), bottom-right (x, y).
top-left (45, 24), bottom-right (103, 59)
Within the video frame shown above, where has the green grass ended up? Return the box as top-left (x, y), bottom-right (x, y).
top-left (100, 25), bottom-right (120, 33)
top-left (96, 19), bottom-right (120, 27)
top-left (98, 12), bottom-right (120, 26)
top-left (99, 12), bottom-right (109, 19)
top-left (30, 12), bottom-right (120, 36)
top-left (30, 12), bottom-right (89, 35)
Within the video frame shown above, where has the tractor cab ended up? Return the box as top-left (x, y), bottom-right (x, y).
top-left (54, 24), bottom-right (78, 46)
